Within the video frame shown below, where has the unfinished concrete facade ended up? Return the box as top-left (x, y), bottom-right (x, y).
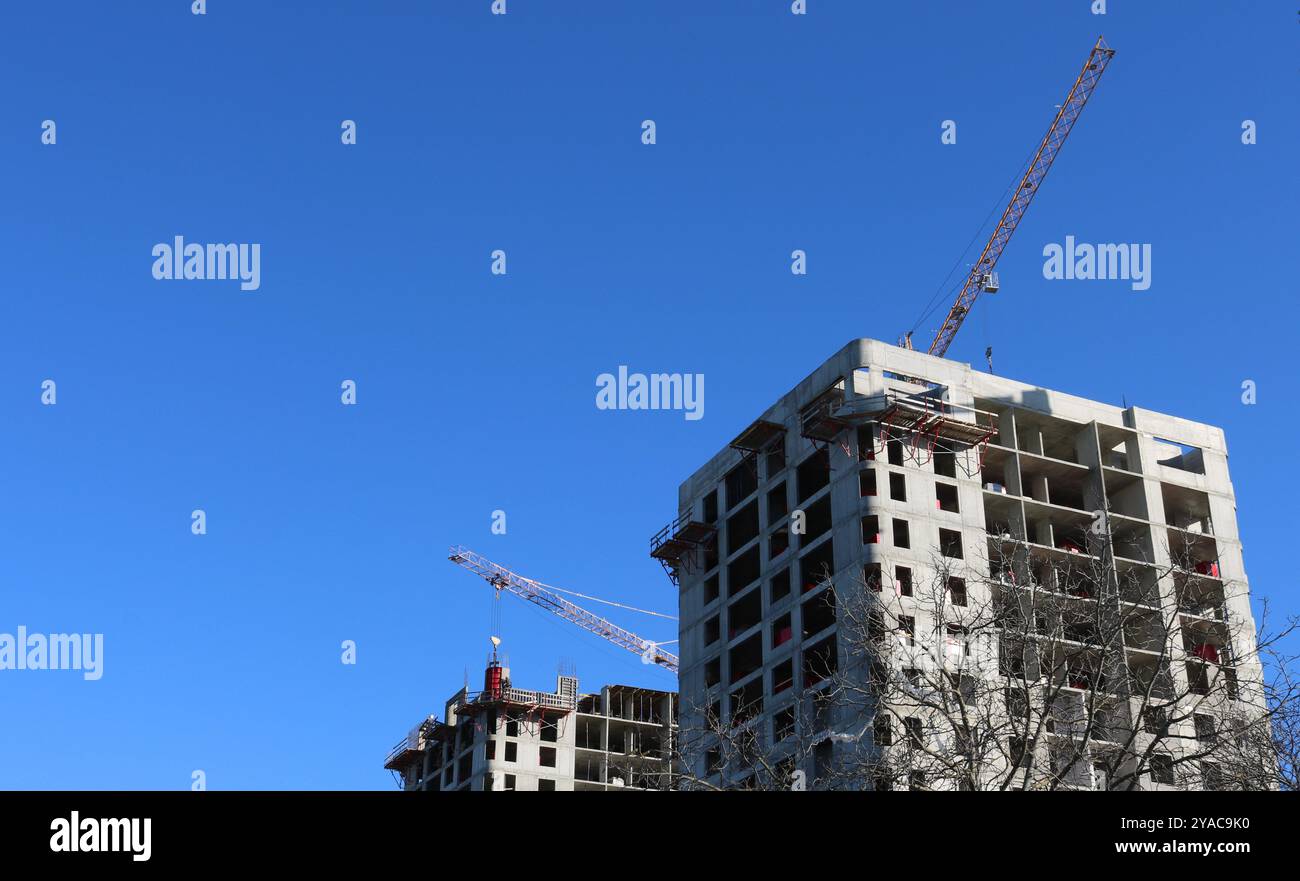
top-left (655, 339), bottom-right (1262, 790)
top-left (385, 662), bottom-right (677, 791)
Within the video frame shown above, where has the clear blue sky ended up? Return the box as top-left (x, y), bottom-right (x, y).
top-left (0, 1), bottom-right (1293, 789)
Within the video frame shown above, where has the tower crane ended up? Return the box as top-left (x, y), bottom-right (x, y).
top-left (905, 36), bottom-right (1115, 357)
top-left (448, 546), bottom-right (680, 674)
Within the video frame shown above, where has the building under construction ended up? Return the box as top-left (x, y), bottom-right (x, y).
top-left (652, 339), bottom-right (1263, 790)
top-left (385, 657), bottom-right (677, 791)
top-left (386, 37), bottom-right (1265, 792)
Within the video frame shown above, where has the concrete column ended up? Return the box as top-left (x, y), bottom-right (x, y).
top-left (1028, 474), bottom-right (1050, 503)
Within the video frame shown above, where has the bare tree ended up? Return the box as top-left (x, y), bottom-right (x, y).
top-left (669, 517), bottom-right (1297, 791)
top-left (822, 523), bottom-right (1295, 791)
top-left (669, 697), bottom-right (830, 791)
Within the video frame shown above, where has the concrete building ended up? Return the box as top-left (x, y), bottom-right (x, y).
top-left (385, 659), bottom-right (677, 791)
top-left (653, 339), bottom-right (1261, 790)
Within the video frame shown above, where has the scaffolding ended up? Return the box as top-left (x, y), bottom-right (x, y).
top-left (730, 418), bottom-right (786, 455)
top-left (800, 387), bottom-right (849, 444)
top-left (649, 511), bottom-right (716, 587)
top-left (384, 716), bottom-right (440, 772)
top-left (835, 390), bottom-right (999, 465)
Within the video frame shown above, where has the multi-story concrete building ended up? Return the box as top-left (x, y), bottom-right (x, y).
top-left (385, 659), bottom-right (677, 791)
top-left (652, 339), bottom-right (1262, 790)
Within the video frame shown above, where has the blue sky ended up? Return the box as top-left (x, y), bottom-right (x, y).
top-left (0, 1), bottom-right (1293, 789)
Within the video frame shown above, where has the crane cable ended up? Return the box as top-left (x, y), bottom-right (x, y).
top-left (519, 576), bottom-right (678, 621)
top-left (907, 138), bottom-right (1042, 338)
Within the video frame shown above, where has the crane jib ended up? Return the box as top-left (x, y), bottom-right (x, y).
top-left (926, 37), bottom-right (1115, 358)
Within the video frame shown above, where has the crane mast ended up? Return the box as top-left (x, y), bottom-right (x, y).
top-left (923, 36), bottom-right (1115, 357)
top-left (448, 546), bottom-right (680, 674)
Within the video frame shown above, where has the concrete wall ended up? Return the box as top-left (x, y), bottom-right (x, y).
top-left (670, 339), bottom-right (1260, 790)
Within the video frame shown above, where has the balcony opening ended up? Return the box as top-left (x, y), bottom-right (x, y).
top-left (897, 615), bottom-right (916, 648)
top-left (868, 611), bottom-right (887, 646)
top-left (704, 657), bottom-right (720, 688)
top-left (934, 449), bottom-right (956, 478)
top-left (731, 679), bottom-right (764, 726)
top-left (814, 740), bottom-right (834, 783)
top-left (895, 565), bottom-right (913, 597)
top-left (772, 612), bottom-right (793, 648)
top-left (860, 469), bottom-right (877, 497)
top-left (862, 515), bottom-right (880, 544)
top-left (1063, 619), bottom-right (1098, 645)
top-left (727, 545), bottom-right (761, 597)
top-left (802, 635), bottom-right (837, 688)
top-left (575, 718), bottom-right (604, 749)
top-left (858, 424), bottom-right (876, 461)
top-left (800, 539), bottom-right (835, 593)
top-left (802, 589), bottom-right (836, 638)
top-left (769, 527), bottom-right (789, 560)
top-left (948, 576), bottom-right (967, 606)
top-left (726, 500), bottom-right (760, 555)
top-left (767, 483), bottom-right (789, 523)
top-left (935, 481), bottom-right (959, 513)
top-left (774, 706), bottom-right (796, 741)
top-left (728, 587), bottom-right (762, 639)
top-left (1161, 483), bottom-right (1213, 533)
top-left (729, 633), bottom-right (763, 684)
top-left (888, 439), bottom-right (905, 466)
top-left (725, 461), bottom-right (759, 509)
top-left (702, 490), bottom-right (718, 524)
top-left (946, 625), bottom-right (969, 661)
top-left (772, 658), bottom-right (794, 695)
top-left (889, 472), bottom-right (907, 502)
top-left (704, 573), bottom-right (720, 605)
top-left (703, 539), bottom-right (719, 572)
top-left (1142, 706), bottom-right (1168, 735)
top-left (769, 567), bottom-right (791, 604)
top-left (802, 495), bottom-right (833, 545)
top-left (1129, 661), bottom-right (1175, 701)
top-left (766, 445), bottom-right (786, 479)
top-left (1154, 438), bottom-right (1205, 475)
top-left (1009, 737), bottom-right (1032, 769)
top-left (1000, 639), bottom-right (1027, 678)
top-left (575, 754), bottom-right (602, 783)
top-left (796, 448), bottom-right (831, 504)
top-left (1149, 754), bottom-right (1175, 785)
